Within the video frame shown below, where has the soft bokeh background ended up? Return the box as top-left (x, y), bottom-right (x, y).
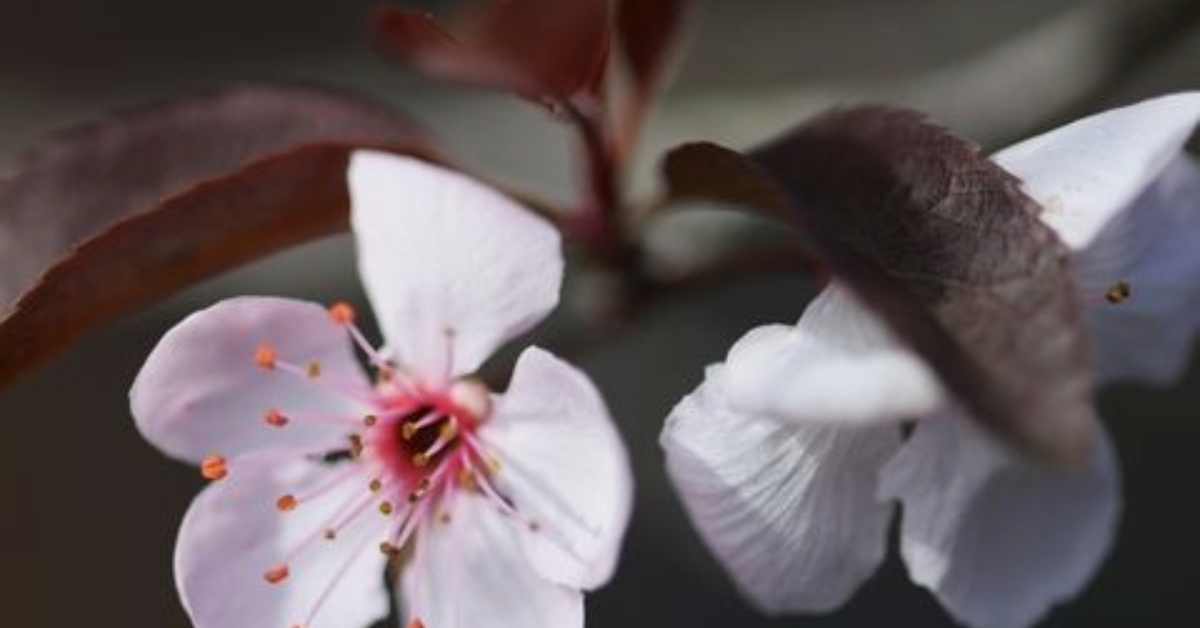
top-left (2, 0), bottom-right (1199, 625)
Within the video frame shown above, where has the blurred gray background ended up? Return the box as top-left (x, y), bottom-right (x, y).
top-left (2, 0), bottom-right (1200, 626)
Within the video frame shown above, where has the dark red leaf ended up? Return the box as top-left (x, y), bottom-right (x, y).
top-left (0, 82), bottom-right (430, 385)
top-left (371, 0), bottom-right (612, 103)
top-left (611, 0), bottom-right (691, 163)
top-left (616, 0), bottom-right (690, 95)
top-left (662, 107), bottom-right (1095, 466)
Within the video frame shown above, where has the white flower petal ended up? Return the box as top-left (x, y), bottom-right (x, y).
top-left (880, 414), bottom-right (1119, 628)
top-left (661, 366), bottom-right (900, 613)
top-left (479, 347), bottom-right (633, 590)
top-left (1073, 155), bottom-right (1200, 385)
top-left (400, 491), bottom-right (583, 628)
top-left (723, 285), bottom-right (945, 426)
top-left (131, 297), bottom-right (372, 464)
top-left (348, 152), bottom-right (563, 381)
top-left (175, 452), bottom-right (390, 628)
top-left (992, 91), bottom-right (1200, 250)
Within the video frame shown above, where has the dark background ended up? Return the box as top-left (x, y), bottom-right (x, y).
top-left (2, 1), bottom-right (1200, 626)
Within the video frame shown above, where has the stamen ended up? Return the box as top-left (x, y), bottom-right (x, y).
top-left (407, 476), bottom-right (434, 503)
top-left (277, 494), bottom-right (299, 512)
top-left (264, 564), bottom-right (290, 584)
top-left (299, 522), bottom-right (384, 628)
top-left (369, 478), bottom-right (383, 492)
top-left (348, 434), bottom-right (364, 458)
top-left (272, 358), bottom-right (374, 402)
top-left (328, 302), bottom-right (356, 325)
top-left (402, 410), bottom-right (446, 440)
top-left (363, 414), bottom-right (378, 427)
top-left (306, 361), bottom-right (322, 379)
top-left (1105, 280), bottom-right (1132, 305)
top-left (379, 501), bottom-right (395, 516)
top-left (200, 455), bottom-right (228, 481)
top-left (254, 343), bottom-right (277, 370)
top-left (379, 541), bottom-right (402, 557)
top-left (264, 409), bottom-right (289, 428)
top-left (413, 418), bottom-right (459, 466)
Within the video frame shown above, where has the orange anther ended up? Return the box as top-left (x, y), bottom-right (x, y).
top-left (263, 564), bottom-right (290, 584)
top-left (329, 302), bottom-right (356, 325)
top-left (200, 455), bottom-right (228, 481)
top-left (277, 494), bottom-right (298, 512)
top-left (263, 409), bottom-right (289, 428)
top-left (305, 361), bottom-right (322, 378)
top-left (254, 343), bottom-right (277, 370)
top-left (407, 619), bottom-right (426, 628)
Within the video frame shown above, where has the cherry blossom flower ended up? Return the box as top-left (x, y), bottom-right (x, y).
top-left (130, 152), bottom-right (633, 628)
top-left (660, 92), bottom-right (1200, 628)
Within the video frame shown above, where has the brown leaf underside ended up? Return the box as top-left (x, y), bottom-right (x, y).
top-left (372, 0), bottom-right (611, 102)
top-left (664, 107), bottom-right (1094, 465)
top-left (0, 83), bottom-right (428, 385)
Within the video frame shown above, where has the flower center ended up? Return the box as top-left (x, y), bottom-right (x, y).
top-left (200, 301), bottom-right (515, 628)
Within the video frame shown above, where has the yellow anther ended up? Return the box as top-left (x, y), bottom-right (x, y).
top-left (369, 478), bottom-right (383, 492)
top-left (412, 453), bottom-right (430, 468)
top-left (401, 422), bottom-right (418, 440)
top-left (379, 501), bottom-right (394, 515)
top-left (458, 469), bottom-right (477, 488)
top-left (305, 361), bottom-right (322, 378)
top-left (348, 434), bottom-right (364, 458)
top-left (439, 421), bottom-right (459, 439)
top-left (1106, 280), bottom-right (1132, 305)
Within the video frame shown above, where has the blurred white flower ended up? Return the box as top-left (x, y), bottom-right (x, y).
top-left (661, 92), bottom-right (1200, 628)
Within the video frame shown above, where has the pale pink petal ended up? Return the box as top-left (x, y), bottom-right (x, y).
top-left (660, 366), bottom-right (900, 613)
top-left (175, 452), bottom-right (390, 628)
top-left (723, 285), bottom-right (945, 426)
top-left (477, 347), bottom-right (633, 590)
top-left (880, 414), bottom-right (1119, 628)
top-left (400, 491), bottom-right (583, 628)
top-left (1073, 156), bottom-right (1200, 385)
top-left (992, 91), bottom-right (1200, 250)
top-left (131, 297), bottom-right (373, 464)
top-left (348, 152), bottom-right (563, 382)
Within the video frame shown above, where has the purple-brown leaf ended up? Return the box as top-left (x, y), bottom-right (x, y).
top-left (0, 83), bottom-right (430, 385)
top-left (616, 0), bottom-right (690, 95)
top-left (372, 0), bottom-right (612, 103)
top-left (662, 107), bottom-right (1094, 465)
